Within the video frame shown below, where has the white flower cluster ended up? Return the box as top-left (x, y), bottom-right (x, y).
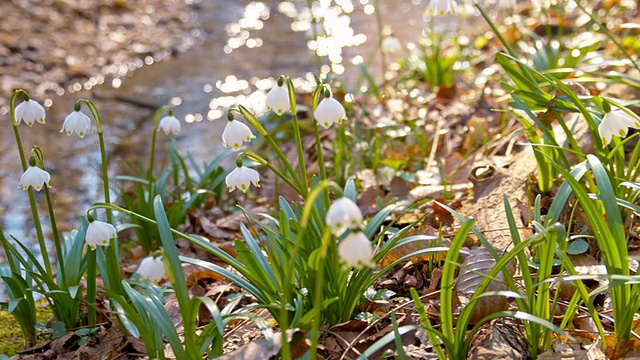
top-left (326, 197), bottom-right (373, 269)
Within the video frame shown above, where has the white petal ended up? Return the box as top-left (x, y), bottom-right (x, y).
top-left (85, 221), bottom-right (116, 249)
top-left (159, 115), bottom-right (181, 135)
top-left (222, 120), bottom-right (255, 150)
top-left (61, 111), bottom-right (92, 137)
top-left (18, 166), bottom-right (51, 191)
top-left (326, 197), bottom-right (363, 236)
top-left (338, 232), bottom-right (374, 268)
top-left (15, 99), bottom-right (46, 126)
top-left (136, 256), bottom-right (166, 283)
top-left (226, 166), bottom-right (260, 193)
top-left (265, 85), bottom-right (290, 115)
top-left (314, 97), bottom-right (347, 129)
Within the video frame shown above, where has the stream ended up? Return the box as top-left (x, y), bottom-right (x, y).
top-left (0, 0), bottom-right (442, 266)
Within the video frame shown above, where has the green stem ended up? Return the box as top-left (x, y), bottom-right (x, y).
top-left (86, 249), bottom-right (97, 325)
top-left (235, 105), bottom-right (305, 194)
top-left (9, 90), bottom-right (52, 277)
top-left (77, 99), bottom-right (123, 295)
top-left (286, 77), bottom-right (308, 193)
top-left (373, 0), bottom-right (387, 76)
top-left (572, 0), bottom-right (640, 73)
top-left (474, 2), bottom-right (537, 85)
top-left (305, 0), bottom-right (323, 74)
top-left (311, 86), bottom-right (330, 207)
top-left (243, 150), bottom-right (303, 195)
top-left (148, 106), bottom-right (170, 183)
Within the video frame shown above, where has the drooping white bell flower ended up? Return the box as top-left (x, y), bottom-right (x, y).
top-left (222, 119), bottom-right (255, 150)
top-left (382, 36), bottom-right (402, 54)
top-left (19, 166), bottom-right (51, 191)
top-left (314, 96), bottom-right (347, 129)
top-left (61, 110), bottom-right (92, 138)
top-left (85, 220), bottom-right (116, 250)
top-left (158, 115), bottom-right (181, 135)
top-left (426, 0), bottom-right (458, 15)
top-left (14, 99), bottom-right (46, 126)
top-left (338, 231), bottom-right (374, 269)
top-left (135, 256), bottom-right (167, 284)
top-left (265, 83), bottom-right (290, 116)
top-left (326, 197), bottom-right (363, 236)
top-left (225, 165), bottom-right (260, 193)
top-left (598, 108), bottom-right (640, 146)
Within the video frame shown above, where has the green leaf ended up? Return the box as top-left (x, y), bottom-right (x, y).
top-left (567, 239), bottom-right (589, 255)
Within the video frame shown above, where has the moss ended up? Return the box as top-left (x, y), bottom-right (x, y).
top-left (0, 306), bottom-right (53, 356)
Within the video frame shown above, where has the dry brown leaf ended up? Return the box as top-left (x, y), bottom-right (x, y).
top-left (455, 247), bottom-right (516, 324)
top-left (217, 329), bottom-right (308, 360)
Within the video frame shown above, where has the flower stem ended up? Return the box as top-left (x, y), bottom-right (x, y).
top-left (305, 0), bottom-right (323, 74)
top-left (9, 90), bottom-right (52, 277)
top-left (286, 77), bottom-right (308, 193)
top-left (311, 85), bottom-right (330, 207)
top-left (77, 99), bottom-right (123, 295)
top-left (148, 106), bottom-right (170, 183)
top-left (373, 0), bottom-right (387, 76)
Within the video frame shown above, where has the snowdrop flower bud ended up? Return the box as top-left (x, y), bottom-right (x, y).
top-left (19, 157), bottom-right (51, 191)
top-left (226, 160), bottom-right (260, 193)
top-left (598, 107), bottom-right (640, 146)
top-left (222, 114), bottom-right (255, 150)
top-left (314, 91), bottom-right (347, 129)
top-left (265, 77), bottom-right (290, 115)
top-left (338, 231), bottom-right (374, 269)
top-left (135, 256), bottom-right (167, 284)
top-left (14, 95), bottom-right (46, 126)
top-left (326, 197), bottom-right (363, 236)
top-left (158, 112), bottom-right (181, 135)
top-left (85, 219), bottom-right (117, 250)
top-left (61, 103), bottom-right (92, 137)
top-left (426, 0), bottom-right (458, 15)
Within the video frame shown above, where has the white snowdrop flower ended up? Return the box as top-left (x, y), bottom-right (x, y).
top-left (135, 256), bottom-right (167, 284)
top-left (598, 108), bottom-right (640, 146)
top-left (338, 231), bottom-right (374, 269)
top-left (19, 166), bottom-right (51, 191)
top-left (15, 99), bottom-right (46, 126)
top-left (158, 115), bottom-right (181, 135)
top-left (222, 119), bottom-right (255, 150)
top-left (265, 83), bottom-right (290, 116)
top-left (61, 110), bottom-right (92, 138)
top-left (326, 197), bottom-right (363, 236)
top-left (85, 220), bottom-right (116, 250)
top-left (225, 166), bottom-right (260, 193)
top-left (382, 36), bottom-right (402, 54)
top-left (314, 96), bottom-right (347, 129)
top-left (426, 0), bottom-right (458, 15)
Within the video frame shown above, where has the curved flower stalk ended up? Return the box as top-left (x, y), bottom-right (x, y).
top-left (147, 105), bottom-right (172, 183)
top-left (231, 105), bottom-right (306, 196)
top-left (31, 146), bottom-right (67, 288)
top-left (73, 99), bottom-right (124, 301)
top-left (9, 90), bottom-right (52, 276)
